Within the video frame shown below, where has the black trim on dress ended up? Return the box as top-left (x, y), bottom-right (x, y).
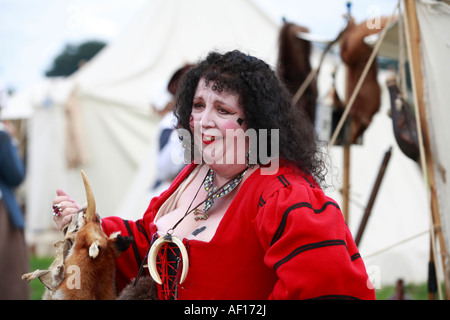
top-left (273, 239), bottom-right (347, 271)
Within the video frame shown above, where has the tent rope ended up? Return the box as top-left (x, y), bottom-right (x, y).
top-left (363, 229), bottom-right (429, 260)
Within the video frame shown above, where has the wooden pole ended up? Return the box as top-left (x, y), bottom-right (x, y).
top-left (428, 241), bottom-right (437, 300)
top-left (355, 147), bottom-right (392, 246)
top-left (403, 0), bottom-right (448, 300)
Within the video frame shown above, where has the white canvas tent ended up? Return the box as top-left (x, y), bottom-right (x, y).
top-left (4, 0), bottom-right (449, 292)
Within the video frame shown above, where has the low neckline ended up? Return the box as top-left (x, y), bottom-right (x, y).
top-left (153, 164), bottom-right (258, 243)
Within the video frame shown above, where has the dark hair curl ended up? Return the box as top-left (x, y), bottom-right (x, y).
top-left (174, 50), bottom-right (327, 186)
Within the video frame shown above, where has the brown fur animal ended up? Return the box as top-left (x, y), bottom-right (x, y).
top-left (117, 277), bottom-right (158, 300)
top-left (277, 21), bottom-right (318, 124)
top-left (340, 17), bottom-right (390, 143)
top-left (22, 171), bottom-right (132, 299)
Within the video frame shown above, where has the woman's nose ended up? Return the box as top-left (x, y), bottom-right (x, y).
top-left (199, 108), bottom-right (215, 128)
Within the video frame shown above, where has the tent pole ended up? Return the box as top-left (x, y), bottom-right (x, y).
top-left (428, 241), bottom-right (437, 300)
top-left (403, 0), bottom-right (448, 300)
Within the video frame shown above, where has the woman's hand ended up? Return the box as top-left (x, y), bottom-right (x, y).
top-left (53, 189), bottom-right (81, 231)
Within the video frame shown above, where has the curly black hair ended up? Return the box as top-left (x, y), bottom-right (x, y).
top-left (174, 50), bottom-right (327, 185)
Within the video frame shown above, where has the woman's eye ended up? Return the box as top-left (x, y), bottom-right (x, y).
top-left (217, 107), bottom-right (228, 114)
top-left (193, 102), bottom-right (204, 109)
top-left (217, 106), bottom-right (235, 115)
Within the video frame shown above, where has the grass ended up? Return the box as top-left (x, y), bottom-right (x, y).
top-left (29, 255), bottom-right (53, 300)
top-left (29, 255), bottom-right (442, 300)
top-left (375, 282), bottom-right (431, 300)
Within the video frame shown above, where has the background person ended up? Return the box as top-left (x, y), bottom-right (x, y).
top-left (0, 82), bottom-right (29, 299)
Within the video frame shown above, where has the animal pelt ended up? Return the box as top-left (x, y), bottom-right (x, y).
top-left (277, 21), bottom-right (318, 124)
top-left (340, 17), bottom-right (391, 144)
top-left (22, 212), bottom-right (81, 299)
top-left (117, 276), bottom-right (158, 300)
top-left (22, 171), bottom-right (132, 300)
top-left (23, 213), bottom-right (132, 300)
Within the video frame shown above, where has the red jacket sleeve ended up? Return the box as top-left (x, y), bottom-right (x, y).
top-left (101, 196), bottom-right (159, 292)
top-left (254, 175), bottom-right (375, 300)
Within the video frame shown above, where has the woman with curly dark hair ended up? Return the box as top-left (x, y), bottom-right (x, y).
top-left (53, 50), bottom-right (375, 300)
top-left (175, 50), bottom-right (326, 185)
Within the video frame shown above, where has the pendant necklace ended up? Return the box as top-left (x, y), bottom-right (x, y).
top-left (147, 166), bottom-right (248, 286)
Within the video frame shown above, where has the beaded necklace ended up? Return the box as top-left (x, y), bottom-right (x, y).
top-left (193, 168), bottom-right (247, 220)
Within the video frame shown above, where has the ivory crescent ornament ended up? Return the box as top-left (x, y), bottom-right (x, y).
top-left (148, 235), bottom-right (189, 285)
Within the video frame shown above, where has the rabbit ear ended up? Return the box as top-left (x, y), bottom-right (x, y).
top-left (81, 170), bottom-right (96, 222)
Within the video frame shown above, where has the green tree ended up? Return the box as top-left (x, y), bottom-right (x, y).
top-left (45, 40), bottom-right (106, 77)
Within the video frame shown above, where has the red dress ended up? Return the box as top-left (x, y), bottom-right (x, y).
top-left (102, 163), bottom-right (375, 300)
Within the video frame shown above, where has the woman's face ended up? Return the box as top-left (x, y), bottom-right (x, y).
top-left (190, 78), bottom-right (248, 167)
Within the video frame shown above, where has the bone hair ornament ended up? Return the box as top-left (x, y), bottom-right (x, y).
top-left (146, 167), bottom-right (248, 286)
